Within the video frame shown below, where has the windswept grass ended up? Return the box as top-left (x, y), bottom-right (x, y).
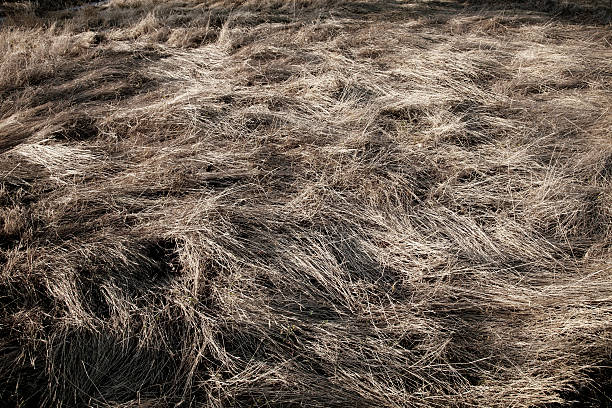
top-left (0, 0), bottom-right (611, 407)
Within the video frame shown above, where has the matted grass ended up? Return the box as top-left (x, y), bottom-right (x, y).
top-left (0, 0), bottom-right (611, 406)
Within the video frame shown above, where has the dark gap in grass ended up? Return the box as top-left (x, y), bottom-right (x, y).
top-left (285, 299), bottom-right (342, 322)
top-left (455, 169), bottom-right (486, 184)
top-left (196, 256), bottom-right (221, 300)
top-left (46, 210), bottom-right (112, 245)
top-left (451, 100), bottom-right (481, 114)
top-left (380, 106), bottom-right (424, 124)
top-left (517, 80), bottom-right (590, 96)
top-left (217, 94), bottom-right (234, 104)
top-left (0, 280), bottom-right (14, 318)
top-left (54, 116), bottom-right (99, 141)
top-left (0, 278), bottom-right (53, 318)
top-left (197, 105), bottom-right (223, 122)
top-left (216, 326), bottom-right (268, 363)
top-left (0, 250), bottom-right (7, 269)
top-left (1, 49), bottom-right (165, 119)
top-left (447, 101), bottom-right (495, 147)
top-left (412, 167), bottom-right (440, 205)
top-left (244, 112), bottom-right (278, 131)
top-left (48, 329), bottom-right (182, 406)
top-left (0, 347), bottom-right (46, 408)
top-left (204, 173), bottom-right (257, 190)
top-left (244, 66), bottom-right (294, 86)
top-left (0, 232), bottom-right (19, 251)
top-left (78, 273), bottom-right (111, 320)
top-left (246, 48), bottom-right (285, 63)
top-left (462, 0), bottom-right (611, 24)
top-left (443, 314), bottom-right (501, 387)
top-left (597, 153), bottom-right (612, 182)
top-left (550, 365), bottom-right (612, 407)
top-left (129, 189), bottom-right (192, 199)
top-left (142, 238), bottom-right (182, 281)
top-left (447, 126), bottom-right (491, 148)
top-left (332, 82), bottom-right (375, 104)
top-left (0, 281), bottom-right (54, 408)
top-left (293, 354), bottom-right (330, 379)
top-left (328, 235), bottom-right (397, 284)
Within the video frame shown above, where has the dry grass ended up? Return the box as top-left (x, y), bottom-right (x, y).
top-left (0, 0), bottom-right (611, 407)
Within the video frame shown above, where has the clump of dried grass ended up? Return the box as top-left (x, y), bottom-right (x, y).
top-left (1, 0), bottom-right (611, 407)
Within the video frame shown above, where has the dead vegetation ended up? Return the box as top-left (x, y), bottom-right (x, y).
top-left (0, 0), bottom-right (611, 407)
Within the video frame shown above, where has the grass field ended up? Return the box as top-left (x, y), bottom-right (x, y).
top-left (0, 0), bottom-right (611, 406)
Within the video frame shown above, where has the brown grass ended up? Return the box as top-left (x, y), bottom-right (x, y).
top-left (1, 0), bottom-right (611, 407)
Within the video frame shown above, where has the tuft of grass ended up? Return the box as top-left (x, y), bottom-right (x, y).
top-left (1, 0), bottom-right (611, 407)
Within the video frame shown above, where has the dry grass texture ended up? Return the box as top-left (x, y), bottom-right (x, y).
top-left (1, 0), bottom-right (611, 406)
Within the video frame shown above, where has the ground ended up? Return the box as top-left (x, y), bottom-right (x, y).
top-left (0, 0), bottom-right (611, 407)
